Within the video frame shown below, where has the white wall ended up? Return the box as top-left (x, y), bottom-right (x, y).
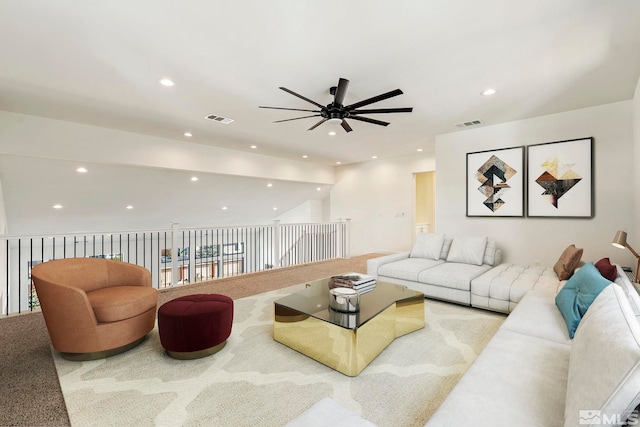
top-left (0, 110), bottom-right (335, 185)
top-left (276, 200), bottom-right (324, 224)
top-left (330, 154), bottom-right (436, 255)
top-left (633, 77), bottom-right (640, 241)
top-left (436, 101), bottom-right (636, 267)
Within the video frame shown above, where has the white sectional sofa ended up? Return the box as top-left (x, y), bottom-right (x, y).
top-left (425, 264), bottom-right (640, 427)
top-left (367, 233), bottom-right (564, 313)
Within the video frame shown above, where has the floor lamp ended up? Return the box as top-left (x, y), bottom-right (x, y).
top-left (612, 230), bottom-right (640, 283)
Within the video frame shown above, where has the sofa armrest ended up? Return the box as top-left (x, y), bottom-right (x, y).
top-left (367, 252), bottom-right (410, 277)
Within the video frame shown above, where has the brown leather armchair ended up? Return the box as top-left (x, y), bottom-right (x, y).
top-left (31, 257), bottom-right (158, 360)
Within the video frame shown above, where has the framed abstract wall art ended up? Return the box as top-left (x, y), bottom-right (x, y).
top-left (466, 146), bottom-right (525, 217)
top-left (526, 137), bottom-right (594, 218)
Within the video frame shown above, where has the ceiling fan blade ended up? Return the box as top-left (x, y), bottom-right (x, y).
top-left (351, 107), bottom-right (413, 114)
top-left (279, 87), bottom-right (325, 109)
top-left (349, 115), bottom-right (390, 127)
top-left (333, 78), bottom-right (349, 106)
top-left (308, 118), bottom-right (328, 130)
top-left (341, 119), bottom-right (353, 133)
top-left (259, 106), bottom-right (321, 113)
top-left (273, 114), bottom-right (321, 123)
top-left (345, 89), bottom-right (403, 110)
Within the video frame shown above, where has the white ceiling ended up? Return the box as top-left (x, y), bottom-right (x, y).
top-left (1, 1), bottom-right (640, 234)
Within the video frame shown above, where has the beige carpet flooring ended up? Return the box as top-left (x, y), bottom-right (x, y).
top-left (0, 254), bottom-right (381, 427)
top-left (2, 254), bottom-right (506, 426)
top-left (54, 286), bottom-right (505, 426)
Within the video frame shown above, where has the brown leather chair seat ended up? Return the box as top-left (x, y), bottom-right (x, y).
top-left (87, 286), bottom-right (158, 323)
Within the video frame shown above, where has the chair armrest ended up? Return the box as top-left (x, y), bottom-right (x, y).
top-left (367, 252), bottom-right (411, 277)
top-left (34, 279), bottom-right (98, 328)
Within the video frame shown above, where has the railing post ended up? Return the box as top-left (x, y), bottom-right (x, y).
top-left (272, 220), bottom-right (280, 268)
top-left (344, 218), bottom-right (351, 259)
top-left (170, 222), bottom-right (179, 287)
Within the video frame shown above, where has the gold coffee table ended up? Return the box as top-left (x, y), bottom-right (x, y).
top-left (273, 278), bottom-right (424, 376)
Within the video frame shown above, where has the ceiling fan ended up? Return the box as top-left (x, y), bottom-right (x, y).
top-left (259, 78), bottom-right (412, 133)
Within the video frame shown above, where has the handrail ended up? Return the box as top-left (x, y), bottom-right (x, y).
top-left (1, 221), bottom-right (349, 316)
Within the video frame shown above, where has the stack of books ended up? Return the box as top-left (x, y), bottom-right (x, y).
top-left (339, 272), bottom-right (376, 294)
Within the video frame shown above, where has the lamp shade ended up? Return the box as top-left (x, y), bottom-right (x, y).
top-left (613, 230), bottom-right (628, 249)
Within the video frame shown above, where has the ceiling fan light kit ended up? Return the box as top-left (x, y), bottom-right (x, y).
top-left (259, 78), bottom-right (413, 133)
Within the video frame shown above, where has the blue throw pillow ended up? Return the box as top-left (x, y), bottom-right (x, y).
top-left (555, 262), bottom-right (612, 338)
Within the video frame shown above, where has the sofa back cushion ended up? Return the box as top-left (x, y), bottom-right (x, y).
top-left (410, 233), bottom-right (445, 260)
top-left (446, 235), bottom-right (488, 266)
top-left (614, 265), bottom-right (640, 317)
top-left (439, 236), bottom-right (498, 266)
top-left (564, 285), bottom-right (640, 426)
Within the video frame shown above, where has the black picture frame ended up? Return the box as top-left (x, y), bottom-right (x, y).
top-left (466, 146), bottom-right (525, 217)
top-left (526, 137), bottom-right (594, 218)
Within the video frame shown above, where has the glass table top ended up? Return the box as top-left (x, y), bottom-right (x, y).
top-left (274, 277), bottom-right (424, 329)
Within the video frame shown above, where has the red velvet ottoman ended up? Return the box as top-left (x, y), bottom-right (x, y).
top-left (158, 294), bottom-right (233, 360)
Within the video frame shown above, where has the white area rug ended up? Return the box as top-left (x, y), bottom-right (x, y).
top-left (53, 285), bottom-right (505, 427)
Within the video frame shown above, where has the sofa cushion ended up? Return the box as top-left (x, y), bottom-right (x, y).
top-left (471, 264), bottom-right (561, 308)
top-left (614, 265), bottom-right (640, 317)
top-left (446, 235), bottom-right (488, 266)
top-left (87, 285), bottom-right (158, 323)
top-left (439, 236), bottom-right (453, 260)
top-left (555, 262), bottom-right (611, 338)
top-left (500, 290), bottom-right (571, 345)
top-left (595, 257), bottom-right (617, 281)
top-left (410, 232), bottom-right (445, 260)
top-left (426, 329), bottom-right (569, 427)
top-left (483, 240), bottom-right (497, 266)
top-left (564, 285), bottom-right (640, 427)
top-left (418, 262), bottom-right (491, 291)
top-left (377, 258), bottom-right (443, 282)
top-left (553, 244), bottom-right (583, 280)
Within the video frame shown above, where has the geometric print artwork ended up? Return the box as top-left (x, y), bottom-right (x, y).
top-left (535, 155), bottom-right (582, 209)
top-left (476, 155), bottom-right (517, 212)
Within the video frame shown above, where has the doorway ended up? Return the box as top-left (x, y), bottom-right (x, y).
top-left (415, 172), bottom-right (435, 234)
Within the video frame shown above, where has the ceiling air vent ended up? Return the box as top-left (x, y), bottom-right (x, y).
top-left (455, 120), bottom-right (482, 128)
top-left (205, 114), bottom-right (234, 124)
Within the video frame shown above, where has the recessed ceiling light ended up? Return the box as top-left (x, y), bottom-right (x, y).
top-left (273, 207), bottom-right (278, 211)
top-left (416, 148), bottom-right (423, 152)
top-left (316, 187), bottom-right (321, 191)
top-left (250, 145), bottom-right (257, 149)
top-left (222, 206), bottom-right (228, 210)
top-left (159, 78), bottom-right (175, 87)
top-left (267, 183), bottom-right (273, 188)
top-left (481, 88), bottom-right (496, 96)
top-left (184, 132), bottom-right (192, 137)
top-left (52, 204), bottom-right (63, 209)
top-left (126, 205), bottom-right (134, 210)
top-left (76, 167), bottom-right (88, 173)
top-left (336, 161), bottom-right (342, 165)
top-left (372, 155), bottom-right (378, 159)
top-left (190, 176), bottom-right (198, 182)
top-left (328, 131), bottom-right (337, 136)
top-left (302, 155), bottom-right (308, 159)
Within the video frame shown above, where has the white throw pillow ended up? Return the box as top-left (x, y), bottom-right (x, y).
top-left (564, 285), bottom-right (640, 427)
top-left (410, 233), bottom-right (445, 260)
top-left (446, 235), bottom-right (488, 266)
top-left (483, 240), bottom-right (497, 266)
